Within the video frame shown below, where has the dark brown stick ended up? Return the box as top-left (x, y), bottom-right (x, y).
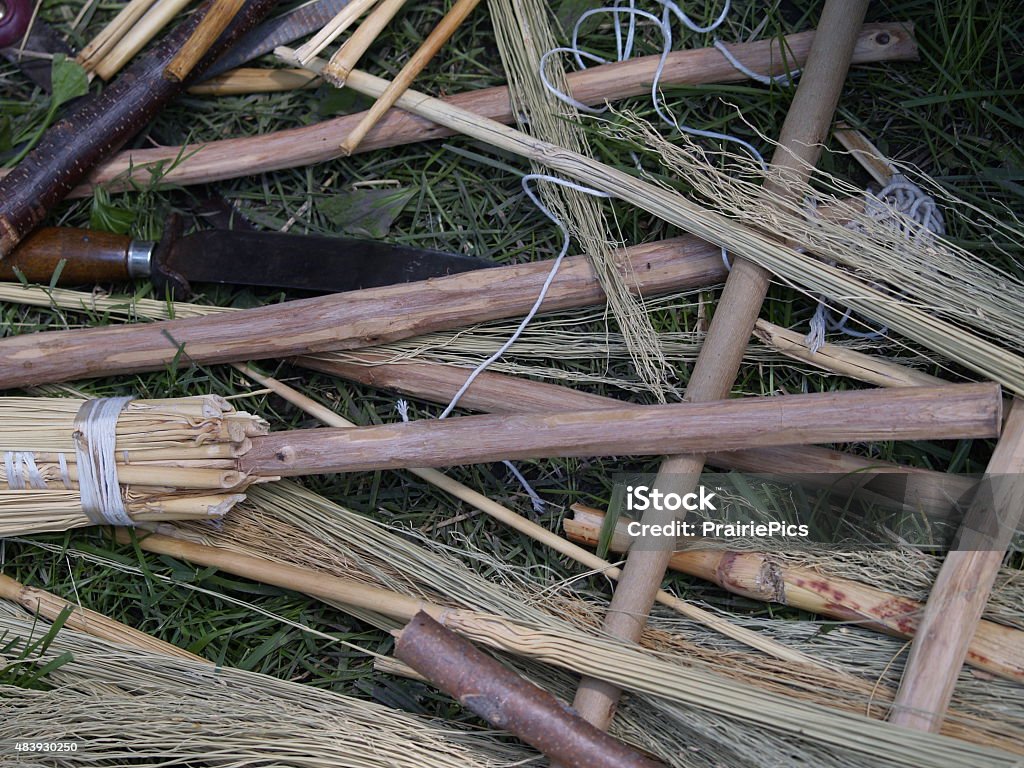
top-left (0, 24), bottom-right (915, 197)
top-left (0, 236), bottom-right (724, 389)
top-left (0, 0), bottom-right (279, 257)
top-left (240, 384), bottom-right (1001, 476)
top-left (396, 611), bottom-right (665, 768)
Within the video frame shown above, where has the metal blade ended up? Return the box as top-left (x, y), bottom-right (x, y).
top-left (202, 0), bottom-right (350, 79)
top-left (160, 229), bottom-right (492, 293)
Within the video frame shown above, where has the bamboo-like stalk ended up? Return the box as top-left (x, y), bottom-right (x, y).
top-left (93, 0), bottom-right (194, 80)
top-left (891, 399), bottom-right (1024, 731)
top-left (0, 573), bottom-right (201, 661)
top-left (323, 0), bottom-right (407, 86)
top-left (291, 0), bottom-right (379, 65)
top-left (0, 236), bottom-right (724, 387)
top-left (187, 66), bottom-right (320, 94)
top-left (563, 505), bottom-right (1024, 683)
top-left (77, 0), bottom-right (161, 72)
top-left (164, 0), bottom-right (246, 81)
top-left (241, 384), bottom-right (1001, 476)
top-left (337, 0), bottom-right (482, 154)
top-left (5, 24), bottom-right (914, 196)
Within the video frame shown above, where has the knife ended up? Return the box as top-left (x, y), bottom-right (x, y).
top-left (0, 224), bottom-right (491, 296)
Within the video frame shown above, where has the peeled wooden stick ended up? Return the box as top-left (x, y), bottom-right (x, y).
top-left (336, 0), bottom-right (482, 155)
top-left (165, 0), bottom-right (246, 81)
top-left (563, 506), bottom-right (1024, 684)
top-left (0, 236), bottom-right (724, 387)
top-left (93, 0), bottom-right (194, 80)
top-left (570, 0), bottom-right (871, 729)
top-left (1, 24), bottom-right (914, 195)
top-left (323, 0), bottom-right (407, 86)
top-left (298, 350), bottom-right (972, 515)
top-left (77, 0), bottom-right (161, 72)
top-left (241, 384), bottom-right (1000, 476)
top-left (890, 399), bottom-right (1024, 731)
top-left (833, 122), bottom-right (898, 186)
top-left (396, 611), bottom-right (665, 768)
top-left (0, 573), bottom-right (202, 661)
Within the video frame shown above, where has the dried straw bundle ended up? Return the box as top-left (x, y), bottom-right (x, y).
top-left (0, 394), bottom-right (268, 535)
top-left (0, 601), bottom-right (536, 768)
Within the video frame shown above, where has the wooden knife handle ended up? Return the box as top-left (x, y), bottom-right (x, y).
top-left (0, 227), bottom-right (134, 284)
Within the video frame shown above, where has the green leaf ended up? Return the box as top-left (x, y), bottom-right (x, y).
top-left (89, 187), bottom-right (136, 234)
top-left (319, 187), bottom-right (416, 239)
top-left (49, 54), bottom-right (89, 110)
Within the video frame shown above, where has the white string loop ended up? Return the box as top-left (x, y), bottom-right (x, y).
top-left (73, 396), bottom-right (135, 526)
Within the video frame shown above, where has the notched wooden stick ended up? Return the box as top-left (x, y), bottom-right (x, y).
top-left (396, 611), bottom-right (666, 768)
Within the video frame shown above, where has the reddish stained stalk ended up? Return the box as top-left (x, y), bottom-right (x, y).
top-left (396, 611), bottom-right (665, 768)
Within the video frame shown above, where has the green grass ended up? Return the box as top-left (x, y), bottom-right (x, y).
top-left (1, 0), bottom-right (1021, 727)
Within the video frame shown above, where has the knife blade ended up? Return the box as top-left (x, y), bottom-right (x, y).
top-left (0, 225), bottom-right (491, 296)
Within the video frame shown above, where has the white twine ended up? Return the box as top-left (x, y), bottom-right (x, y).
top-left (4, 451), bottom-right (48, 490)
top-left (73, 396), bottom-right (135, 526)
top-left (805, 174), bottom-right (945, 352)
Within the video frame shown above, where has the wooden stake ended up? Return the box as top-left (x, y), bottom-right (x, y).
top-left (93, 0), bottom-right (194, 80)
top-left (563, 505), bottom-right (1024, 684)
top-left (3, 24), bottom-right (915, 196)
top-left (890, 399), bottom-right (1024, 731)
top-left (164, 0), bottom-right (246, 82)
top-left (323, 0), bottom-right (407, 86)
top-left (337, 0), bottom-right (482, 155)
top-left (0, 236), bottom-right (724, 387)
top-left (569, 0), bottom-right (871, 730)
top-left (241, 384), bottom-right (1000, 476)
top-left (833, 122), bottom-right (898, 186)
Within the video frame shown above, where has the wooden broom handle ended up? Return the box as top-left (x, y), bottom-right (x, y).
top-left (239, 384), bottom-right (1001, 476)
top-left (570, 0), bottom-right (871, 730)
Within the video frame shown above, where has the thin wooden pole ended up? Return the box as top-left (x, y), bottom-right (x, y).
top-left (6, 24), bottom-right (915, 196)
top-left (240, 384), bottom-right (999, 476)
top-left (337, 0), bottom-right (482, 155)
top-left (323, 0), bottom-right (407, 86)
top-left (889, 399), bottom-right (1024, 731)
top-left (570, 0), bottom-right (871, 729)
top-left (164, 0), bottom-right (246, 82)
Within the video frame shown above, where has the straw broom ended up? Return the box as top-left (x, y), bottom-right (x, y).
top-left (0, 394), bottom-right (268, 535)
